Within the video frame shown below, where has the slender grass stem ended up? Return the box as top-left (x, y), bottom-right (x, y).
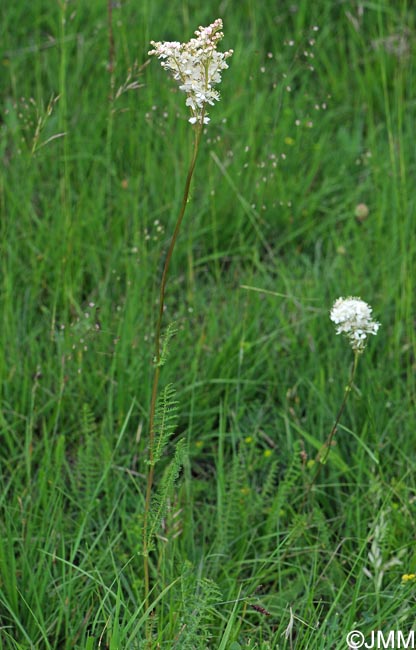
top-left (58, 0), bottom-right (71, 302)
top-left (107, 0), bottom-right (115, 90)
top-left (142, 120), bottom-right (203, 618)
top-left (106, 0), bottom-right (116, 204)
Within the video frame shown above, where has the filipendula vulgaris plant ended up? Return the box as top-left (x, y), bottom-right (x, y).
top-left (142, 19), bottom-right (232, 622)
top-left (307, 297), bottom-right (380, 497)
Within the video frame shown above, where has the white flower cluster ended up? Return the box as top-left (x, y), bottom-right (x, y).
top-left (330, 296), bottom-right (380, 352)
top-left (149, 19), bottom-right (233, 125)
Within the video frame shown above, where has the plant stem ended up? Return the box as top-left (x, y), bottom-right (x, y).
top-left (304, 351), bottom-right (359, 505)
top-left (142, 121), bottom-right (203, 616)
top-left (318, 351), bottom-right (359, 465)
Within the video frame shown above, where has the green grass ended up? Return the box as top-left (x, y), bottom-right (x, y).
top-left (1, 0), bottom-right (415, 647)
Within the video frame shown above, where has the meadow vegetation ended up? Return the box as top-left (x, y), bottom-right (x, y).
top-left (0, 0), bottom-right (415, 648)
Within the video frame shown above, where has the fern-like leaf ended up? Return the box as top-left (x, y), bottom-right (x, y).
top-left (146, 439), bottom-right (185, 552)
top-left (157, 321), bottom-right (178, 368)
top-left (149, 383), bottom-right (178, 467)
top-left (76, 404), bottom-right (111, 506)
top-left (260, 458), bottom-right (280, 501)
top-left (171, 561), bottom-right (222, 649)
top-left (81, 403), bottom-right (96, 437)
top-left (263, 442), bottom-right (303, 544)
top-left (216, 449), bottom-right (247, 554)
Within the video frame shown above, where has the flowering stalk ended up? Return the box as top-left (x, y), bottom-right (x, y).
top-left (305, 297), bottom-right (380, 499)
top-left (143, 19), bottom-right (232, 619)
top-left (142, 121), bottom-right (202, 610)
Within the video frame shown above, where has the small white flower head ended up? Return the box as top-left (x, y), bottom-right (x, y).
top-left (149, 19), bottom-right (233, 126)
top-left (330, 296), bottom-right (380, 352)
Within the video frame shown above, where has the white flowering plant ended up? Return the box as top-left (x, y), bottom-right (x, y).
top-left (143, 20), bottom-right (232, 632)
top-left (308, 296), bottom-right (381, 480)
top-left (330, 296), bottom-right (380, 353)
top-left (149, 19), bottom-right (233, 125)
